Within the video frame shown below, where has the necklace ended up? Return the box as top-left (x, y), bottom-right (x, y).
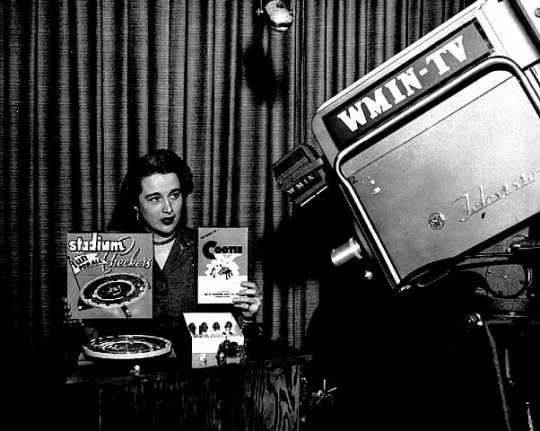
top-left (153, 233), bottom-right (177, 246)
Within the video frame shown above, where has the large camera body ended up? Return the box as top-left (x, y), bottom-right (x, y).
top-left (310, 0), bottom-right (540, 292)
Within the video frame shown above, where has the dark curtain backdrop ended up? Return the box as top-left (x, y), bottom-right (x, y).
top-left (2, 0), bottom-right (474, 355)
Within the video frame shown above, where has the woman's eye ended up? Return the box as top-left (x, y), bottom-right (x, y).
top-left (171, 192), bottom-right (181, 200)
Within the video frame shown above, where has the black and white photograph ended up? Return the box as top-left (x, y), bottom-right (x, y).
top-left (3, 1), bottom-right (540, 430)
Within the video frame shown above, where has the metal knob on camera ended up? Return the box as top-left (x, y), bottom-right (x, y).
top-left (330, 237), bottom-right (373, 280)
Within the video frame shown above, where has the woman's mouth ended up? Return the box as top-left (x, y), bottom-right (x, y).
top-left (161, 216), bottom-right (176, 225)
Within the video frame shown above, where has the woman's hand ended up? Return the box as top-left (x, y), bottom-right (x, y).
top-left (62, 296), bottom-right (100, 342)
top-left (62, 296), bottom-right (83, 328)
top-left (232, 281), bottom-right (262, 320)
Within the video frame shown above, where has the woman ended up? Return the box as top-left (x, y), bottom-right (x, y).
top-left (66, 149), bottom-right (261, 357)
top-left (109, 149), bottom-right (260, 321)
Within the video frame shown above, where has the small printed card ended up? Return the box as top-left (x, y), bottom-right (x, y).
top-left (183, 312), bottom-right (245, 368)
top-left (66, 232), bottom-right (153, 319)
top-left (197, 227), bottom-right (248, 304)
top-left (183, 312), bottom-right (244, 344)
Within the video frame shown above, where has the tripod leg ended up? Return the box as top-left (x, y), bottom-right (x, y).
top-left (468, 313), bottom-right (513, 431)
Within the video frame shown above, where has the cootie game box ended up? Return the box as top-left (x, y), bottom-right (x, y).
top-left (197, 227), bottom-right (248, 304)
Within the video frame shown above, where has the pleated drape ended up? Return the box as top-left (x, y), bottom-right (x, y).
top-left (1, 0), bottom-right (474, 354)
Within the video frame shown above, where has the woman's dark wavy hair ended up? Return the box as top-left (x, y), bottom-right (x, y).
top-left (107, 149), bottom-right (193, 232)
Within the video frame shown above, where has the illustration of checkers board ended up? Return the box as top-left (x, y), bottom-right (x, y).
top-left (80, 273), bottom-right (149, 310)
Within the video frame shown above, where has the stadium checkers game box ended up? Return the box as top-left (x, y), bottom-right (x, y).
top-left (66, 232), bottom-right (153, 319)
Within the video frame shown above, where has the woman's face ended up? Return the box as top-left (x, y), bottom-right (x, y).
top-left (137, 172), bottom-right (183, 239)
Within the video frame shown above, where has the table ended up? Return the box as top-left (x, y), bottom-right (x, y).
top-left (63, 353), bottom-right (312, 431)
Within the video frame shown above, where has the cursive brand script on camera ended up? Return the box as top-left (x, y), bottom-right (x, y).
top-left (454, 170), bottom-right (540, 222)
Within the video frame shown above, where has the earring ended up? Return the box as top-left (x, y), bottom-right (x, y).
top-left (134, 208), bottom-right (140, 222)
